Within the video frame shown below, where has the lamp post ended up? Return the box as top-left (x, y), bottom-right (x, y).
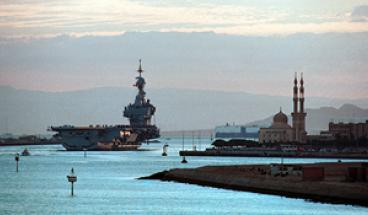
top-left (15, 153), bottom-right (20, 172)
top-left (67, 168), bottom-right (77, 196)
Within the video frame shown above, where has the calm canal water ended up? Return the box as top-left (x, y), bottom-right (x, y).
top-left (0, 138), bottom-right (367, 215)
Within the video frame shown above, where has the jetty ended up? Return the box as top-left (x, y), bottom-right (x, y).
top-left (141, 162), bottom-right (368, 207)
top-left (179, 150), bottom-right (368, 159)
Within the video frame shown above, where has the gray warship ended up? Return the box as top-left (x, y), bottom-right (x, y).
top-left (49, 60), bottom-right (160, 151)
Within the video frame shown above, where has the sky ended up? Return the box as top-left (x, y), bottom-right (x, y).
top-left (1, 0), bottom-right (368, 37)
top-left (0, 0), bottom-right (368, 99)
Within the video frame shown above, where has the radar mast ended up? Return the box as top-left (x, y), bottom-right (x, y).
top-left (123, 59), bottom-right (156, 127)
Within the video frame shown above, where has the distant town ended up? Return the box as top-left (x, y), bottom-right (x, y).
top-left (178, 73), bottom-right (368, 159)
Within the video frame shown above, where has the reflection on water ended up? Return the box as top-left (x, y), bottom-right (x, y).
top-left (0, 139), bottom-right (367, 215)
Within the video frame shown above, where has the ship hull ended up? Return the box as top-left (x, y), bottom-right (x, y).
top-left (50, 125), bottom-right (160, 151)
top-left (62, 142), bottom-right (140, 151)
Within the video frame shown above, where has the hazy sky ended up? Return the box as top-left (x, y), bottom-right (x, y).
top-left (1, 0), bottom-right (368, 37)
top-left (0, 0), bottom-right (368, 99)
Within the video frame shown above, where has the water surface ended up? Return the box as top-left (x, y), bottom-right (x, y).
top-left (0, 139), bottom-right (367, 215)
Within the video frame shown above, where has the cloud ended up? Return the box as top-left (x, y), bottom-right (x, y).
top-left (0, 31), bottom-right (367, 99)
top-left (161, 21), bottom-right (368, 36)
top-left (351, 5), bottom-right (368, 22)
top-left (1, 0), bottom-right (368, 38)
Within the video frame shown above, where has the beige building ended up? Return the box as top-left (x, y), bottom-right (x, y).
top-left (259, 73), bottom-right (307, 144)
top-left (328, 121), bottom-right (368, 141)
top-left (259, 110), bottom-right (294, 143)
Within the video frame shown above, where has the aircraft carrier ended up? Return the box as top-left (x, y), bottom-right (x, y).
top-left (49, 60), bottom-right (160, 151)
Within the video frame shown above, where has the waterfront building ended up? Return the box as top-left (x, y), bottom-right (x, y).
top-left (259, 73), bottom-right (307, 144)
top-left (328, 121), bottom-right (368, 141)
top-left (259, 109), bottom-right (293, 143)
top-left (307, 131), bottom-right (335, 142)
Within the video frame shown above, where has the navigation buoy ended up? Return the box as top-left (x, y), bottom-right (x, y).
top-left (181, 156), bottom-right (188, 163)
top-left (15, 153), bottom-right (20, 172)
top-left (162, 144), bottom-right (168, 156)
top-left (67, 168), bottom-right (77, 196)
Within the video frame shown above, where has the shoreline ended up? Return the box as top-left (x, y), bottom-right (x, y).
top-left (140, 162), bottom-right (368, 207)
top-left (180, 150), bottom-right (368, 159)
top-left (0, 142), bottom-right (62, 147)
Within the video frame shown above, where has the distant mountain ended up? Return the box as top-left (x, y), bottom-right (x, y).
top-left (1, 32), bottom-right (368, 98)
top-left (246, 104), bottom-right (368, 134)
top-left (1, 86), bottom-right (368, 135)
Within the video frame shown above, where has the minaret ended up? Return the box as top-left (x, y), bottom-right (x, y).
top-left (291, 73), bottom-right (299, 142)
top-left (299, 73), bottom-right (304, 113)
top-left (293, 73), bottom-right (298, 114)
top-left (299, 73), bottom-right (307, 143)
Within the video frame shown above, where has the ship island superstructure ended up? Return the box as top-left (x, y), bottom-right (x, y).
top-left (49, 60), bottom-right (160, 151)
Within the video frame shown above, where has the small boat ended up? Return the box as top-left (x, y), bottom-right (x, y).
top-left (21, 148), bottom-right (30, 156)
top-left (96, 134), bottom-right (140, 151)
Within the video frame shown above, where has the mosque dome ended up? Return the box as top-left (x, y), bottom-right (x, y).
top-left (273, 110), bottom-right (288, 124)
top-left (271, 109), bottom-right (291, 129)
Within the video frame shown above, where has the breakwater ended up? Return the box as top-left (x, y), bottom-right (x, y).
top-left (180, 150), bottom-right (368, 159)
top-left (141, 162), bottom-right (368, 207)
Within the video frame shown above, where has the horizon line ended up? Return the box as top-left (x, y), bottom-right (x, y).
top-left (1, 30), bottom-right (368, 42)
top-left (1, 84), bottom-right (367, 101)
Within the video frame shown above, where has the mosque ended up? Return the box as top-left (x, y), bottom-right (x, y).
top-left (259, 73), bottom-right (307, 144)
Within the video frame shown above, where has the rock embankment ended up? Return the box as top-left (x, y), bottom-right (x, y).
top-left (140, 163), bottom-right (368, 207)
top-left (179, 150), bottom-right (368, 159)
